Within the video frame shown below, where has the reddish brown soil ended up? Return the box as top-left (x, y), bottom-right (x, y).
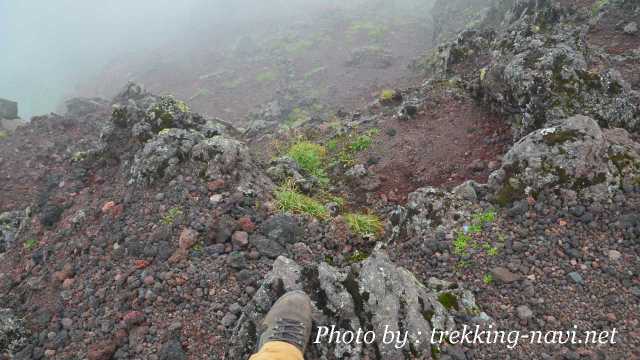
top-left (587, 5), bottom-right (640, 89)
top-left (361, 88), bottom-right (511, 203)
top-left (0, 113), bottom-right (106, 213)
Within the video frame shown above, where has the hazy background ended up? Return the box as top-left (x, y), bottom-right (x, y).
top-left (0, 0), bottom-right (432, 120)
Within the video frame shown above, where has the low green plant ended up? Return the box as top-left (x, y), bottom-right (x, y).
top-left (344, 213), bottom-right (384, 238)
top-left (349, 129), bottom-right (379, 152)
top-left (0, 131), bottom-right (8, 140)
top-left (454, 259), bottom-right (470, 271)
top-left (328, 195), bottom-right (345, 207)
top-left (285, 108), bottom-right (311, 128)
top-left (326, 139), bottom-right (338, 152)
top-left (483, 273), bottom-right (494, 285)
top-left (472, 210), bottom-right (496, 224)
top-left (437, 292), bottom-right (459, 310)
top-left (192, 242), bottom-right (204, 253)
top-left (303, 66), bottom-right (326, 80)
top-left (161, 206), bottom-right (183, 225)
top-left (453, 232), bottom-right (472, 255)
top-left (348, 21), bottom-right (388, 41)
top-left (591, 0), bottom-right (609, 16)
top-left (379, 89), bottom-right (396, 101)
top-left (287, 141), bottom-right (329, 184)
top-left (454, 209), bottom-right (500, 257)
top-left (487, 246), bottom-right (499, 257)
top-left (222, 78), bottom-right (243, 89)
top-left (275, 180), bottom-right (329, 220)
top-left (256, 70), bottom-right (278, 82)
top-left (71, 151), bottom-right (88, 162)
top-left (347, 249), bottom-right (369, 263)
top-left (285, 39), bottom-right (313, 56)
top-left (175, 99), bottom-right (190, 113)
top-left (24, 238), bottom-right (38, 250)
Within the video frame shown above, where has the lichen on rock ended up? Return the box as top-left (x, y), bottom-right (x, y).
top-left (488, 115), bottom-right (640, 204)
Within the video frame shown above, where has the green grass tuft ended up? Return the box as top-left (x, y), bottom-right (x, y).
top-left (344, 213), bottom-right (383, 238)
top-left (24, 239), bottom-right (38, 250)
top-left (275, 181), bottom-right (329, 219)
top-left (379, 89), bottom-right (396, 101)
top-left (591, 0), bottom-right (609, 16)
top-left (161, 206), bottom-right (183, 225)
top-left (437, 292), bottom-right (459, 310)
top-left (347, 249), bottom-right (369, 263)
top-left (349, 130), bottom-right (379, 152)
top-left (453, 232), bottom-right (472, 255)
top-left (483, 273), bottom-right (494, 285)
top-left (256, 70), bottom-right (278, 82)
top-left (287, 141), bottom-right (329, 184)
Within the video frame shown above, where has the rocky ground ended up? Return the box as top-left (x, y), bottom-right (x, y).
top-left (1, 0), bottom-right (639, 359)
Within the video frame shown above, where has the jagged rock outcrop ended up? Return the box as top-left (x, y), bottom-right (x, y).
top-left (0, 98), bottom-right (18, 120)
top-left (429, 0), bottom-right (640, 138)
top-left (401, 186), bottom-right (478, 242)
top-left (487, 115), bottom-right (640, 204)
top-left (0, 210), bottom-right (27, 254)
top-left (91, 83), bottom-right (273, 193)
top-left (227, 247), bottom-right (489, 360)
top-left (0, 308), bottom-right (28, 357)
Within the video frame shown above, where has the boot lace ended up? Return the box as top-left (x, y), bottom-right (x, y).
top-left (268, 318), bottom-right (306, 348)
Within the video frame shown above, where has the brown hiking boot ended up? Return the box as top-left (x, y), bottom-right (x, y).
top-left (257, 290), bottom-right (313, 353)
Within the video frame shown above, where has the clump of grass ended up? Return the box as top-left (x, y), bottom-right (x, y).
top-left (437, 292), bottom-right (459, 310)
top-left (71, 151), bottom-right (88, 162)
top-left (0, 131), bottom-right (8, 140)
top-left (591, 0), bottom-right (609, 16)
top-left (285, 108), bottom-right (311, 128)
top-left (379, 89), bottom-right (396, 102)
top-left (349, 129), bottom-right (379, 152)
top-left (344, 213), bottom-right (384, 238)
top-left (303, 66), bottom-right (326, 80)
top-left (175, 99), bottom-right (189, 113)
top-left (161, 206), bottom-right (183, 225)
top-left (285, 39), bottom-right (313, 56)
top-left (348, 21), bottom-right (388, 41)
top-left (256, 70), bottom-right (278, 82)
top-left (473, 210), bottom-right (496, 224)
top-left (328, 128), bottom-right (380, 168)
top-left (275, 180), bottom-right (329, 219)
top-left (453, 232), bottom-right (472, 255)
top-left (287, 141), bottom-right (329, 184)
top-left (483, 273), bottom-right (494, 285)
top-left (347, 249), bottom-right (369, 263)
top-left (453, 209), bottom-right (499, 256)
top-left (24, 239), bottom-right (38, 250)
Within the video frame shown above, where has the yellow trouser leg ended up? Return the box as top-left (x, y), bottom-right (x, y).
top-left (249, 341), bottom-right (304, 360)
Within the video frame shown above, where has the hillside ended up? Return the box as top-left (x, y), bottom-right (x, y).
top-left (1, 1), bottom-right (639, 359)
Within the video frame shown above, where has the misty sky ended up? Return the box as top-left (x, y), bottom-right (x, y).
top-left (0, 0), bottom-right (429, 120)
top-left (0, 0), bottom-right (199, 119)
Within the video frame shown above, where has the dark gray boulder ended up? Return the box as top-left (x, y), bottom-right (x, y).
top-left (487, 115), bottom-right (640, 205)
top-left (0, 98), bottom-right (18, 119)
